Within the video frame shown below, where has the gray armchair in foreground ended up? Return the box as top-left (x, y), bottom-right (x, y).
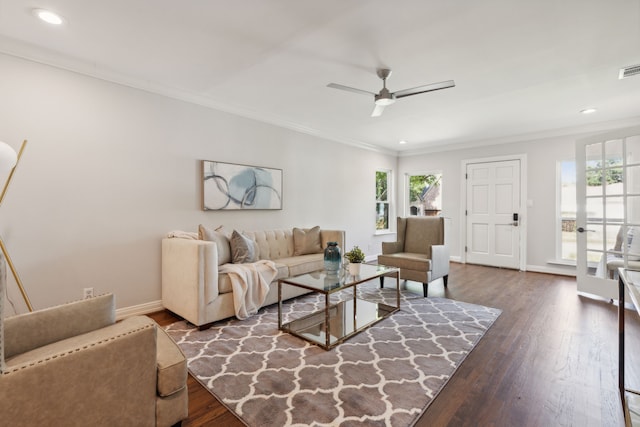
top-left (378, 216), bottom-right (449, 297)
top-left (0, 254), bottom-right (188, 427)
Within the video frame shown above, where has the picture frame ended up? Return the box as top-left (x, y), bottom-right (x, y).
top-left (202, 160), bottom-right (283, 210)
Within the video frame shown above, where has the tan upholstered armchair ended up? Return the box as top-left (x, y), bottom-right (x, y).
top-left (378, 216), bottom-right (449, 297)
top-left (0, 255), bottom-right (188, 427)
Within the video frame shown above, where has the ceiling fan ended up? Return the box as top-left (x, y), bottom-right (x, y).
top-left (327, 68), bottom-right (455, 117)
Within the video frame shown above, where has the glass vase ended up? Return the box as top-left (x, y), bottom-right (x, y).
top-left (324, 242), bottom-right (341, 274)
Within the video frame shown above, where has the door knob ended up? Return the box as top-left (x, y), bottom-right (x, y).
top-left (577, 227), bottom-right (595, 233)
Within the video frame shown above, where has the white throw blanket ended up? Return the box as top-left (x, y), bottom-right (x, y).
top-left (219, 260), bottom-right (278, 320)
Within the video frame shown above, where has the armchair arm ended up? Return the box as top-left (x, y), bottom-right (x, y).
top-left (430, 244), bottom-right (450, 280)
top-left (381, 241), bottom-right (403, 254)
top-left (0, 316), bottom-right (158, 426)
top-left (162, 238), bottom-right (219, 326)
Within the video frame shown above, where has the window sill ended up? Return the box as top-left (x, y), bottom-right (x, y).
top-left (374, 231), bottom-right (396, 236)
top-left (547, 259), bottom-right (576, 267)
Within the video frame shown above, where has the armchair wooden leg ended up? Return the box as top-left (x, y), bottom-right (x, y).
top-left (423, 283), bottom-right (428, 297)
top-left (443, 275), bottom-right (448, 288)
top-left (380, 276), bottom-right (385, 289)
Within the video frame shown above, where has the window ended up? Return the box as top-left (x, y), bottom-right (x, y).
top-left (376, 170), bottom-right (391, 231)
top-left (408, 172), bottom-right (442, 216)
top-left (558, 160), bottom-right (577, 261)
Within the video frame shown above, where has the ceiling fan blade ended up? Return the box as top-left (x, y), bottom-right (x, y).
top-left (371, 103), bottom-right (386, 117)
top-left (327, 83), bottom-right (375, 97)
top-left (393, 80), bottom-right (455, 99)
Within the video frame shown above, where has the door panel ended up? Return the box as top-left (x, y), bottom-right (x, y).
top-left (466, 159), bottom-right (521, 269)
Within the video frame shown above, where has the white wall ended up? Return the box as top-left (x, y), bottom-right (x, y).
top-left (0, 54), bottom-right (397, 313)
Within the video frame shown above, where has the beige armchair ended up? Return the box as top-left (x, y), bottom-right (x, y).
top-left (0, 255), bottom-right (188, 427)
top-left (378, 216), bottom-right (449, 297)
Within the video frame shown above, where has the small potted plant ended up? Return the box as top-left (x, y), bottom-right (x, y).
top-left (345, 245), bottom-right (366, 275)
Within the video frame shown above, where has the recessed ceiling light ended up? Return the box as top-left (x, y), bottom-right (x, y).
top-left (399, 140), bottom-right (407, 145)
top-left (32, 8), bottom-right (65, 25)
top-left (580, 108), bottom-right (597, 115)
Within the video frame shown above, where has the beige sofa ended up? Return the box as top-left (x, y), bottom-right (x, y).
top-left (0, 255), bottom-right (188, 427)
top-left (162, 225), bottom-right (345, 328)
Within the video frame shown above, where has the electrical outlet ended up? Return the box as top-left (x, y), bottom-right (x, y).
top-left (83, 287), bottom-right (94, 299)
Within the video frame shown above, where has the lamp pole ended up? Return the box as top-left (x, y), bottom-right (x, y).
top-left (0, 140), bottom-right (33, 312)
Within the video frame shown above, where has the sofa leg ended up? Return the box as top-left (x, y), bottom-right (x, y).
top-left (379, 276), bottom-right (385, 289)
top-left (443, 275), bottom-right (449, 288)
top-left (198, 322), bottom-right (213, 331)
top-left (422, 283), bottom-right (428, 297)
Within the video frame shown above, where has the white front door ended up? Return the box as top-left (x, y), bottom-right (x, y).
top-left (465, 159), bottom-right (521, 269)
top-left (575, 126), bottom-right (640, 300)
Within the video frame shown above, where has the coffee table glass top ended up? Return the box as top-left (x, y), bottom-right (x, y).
top-left (280, 263), bottom-right (398, 293)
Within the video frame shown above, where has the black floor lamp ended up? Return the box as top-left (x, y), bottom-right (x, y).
top-left (0, 140), bottom-right (32, 312)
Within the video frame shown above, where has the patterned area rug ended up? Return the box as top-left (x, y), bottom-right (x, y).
top-left (165, 283), bottom-right (501, 427)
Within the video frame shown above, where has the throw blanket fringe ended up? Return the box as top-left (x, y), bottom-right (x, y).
top-left (219, 260), bottom-right (277, 320)
top-left (166, 230), bottom-right (199, 239)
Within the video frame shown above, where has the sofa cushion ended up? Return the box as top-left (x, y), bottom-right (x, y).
top-left (156, 327), bottom-right (187, 397)
top-left (230, 230), bottom-right (258, 263)
top-left (404, 217), bottom-right (444, 257)
top-left (377, 252), bottom-right (432, 272)
top-left (199, 224), bottom-right (232, 265)
top-left (293, 226), bottom-right (322, 256)
top-left (218, 262), bottom-right (289, 294)
top-left (244, 229), bottom-right (294, 260)
top-left (277, 254), bottom-right (324, 277)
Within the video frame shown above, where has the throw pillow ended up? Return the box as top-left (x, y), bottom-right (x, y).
top-left (215, 225), bottom-right (232, 239)
top-left (198, 224), bottom-right (232, 265)
top-left (293, 226), bottom-right (322, 256)
top-left (628, 227), bottom-right (640, 261)
top-left (230, 230), bottom-right (258, 263)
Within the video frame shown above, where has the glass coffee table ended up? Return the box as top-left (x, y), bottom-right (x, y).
top-left (278, 264), bottom-right (400, 350)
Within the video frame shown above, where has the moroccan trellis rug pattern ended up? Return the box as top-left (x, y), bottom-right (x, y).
top-left (165, 283), bottom-right (501, 427)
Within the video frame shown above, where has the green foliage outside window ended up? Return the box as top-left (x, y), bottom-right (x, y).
top-left (376, 171), bottom-right (388, 201)
top-left (409, 174), bottom-right (440, 203)
top-left (376, 170), bottom-right (390, 230)
top-left (586, 160), bottom-right (623, 186)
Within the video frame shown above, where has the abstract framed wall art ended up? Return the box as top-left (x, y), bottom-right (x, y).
top-left (202, 160), bottom-right (283, 210)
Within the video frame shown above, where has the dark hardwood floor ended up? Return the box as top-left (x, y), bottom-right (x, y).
top-left (150, 262), bottom-right (640, 426)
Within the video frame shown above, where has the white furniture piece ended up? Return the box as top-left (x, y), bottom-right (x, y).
top-left (162, 226), bottom-right (345, 328)
top-left (605, 227), bottom-right (640, 279)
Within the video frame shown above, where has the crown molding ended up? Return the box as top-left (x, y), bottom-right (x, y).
top-left (398, 115), bottom-right (640, 157)
top-left (0, 38), bottom-right (398, 157)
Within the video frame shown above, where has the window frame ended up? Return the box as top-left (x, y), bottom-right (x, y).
top-left (556, 159), bottom-right (577, 263)
top-left (405, 171), bottom-right (443, 217)
top-left (375, 169), bottom-right (392, 234)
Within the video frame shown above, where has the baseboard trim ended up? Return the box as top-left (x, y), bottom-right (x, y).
top-left (116, 300), bottom-right (164, 320)
top-left (526, 264), bottom-right (576, 277)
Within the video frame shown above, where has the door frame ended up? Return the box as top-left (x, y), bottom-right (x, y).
top-left (460, 154), bottom-right (528, 270)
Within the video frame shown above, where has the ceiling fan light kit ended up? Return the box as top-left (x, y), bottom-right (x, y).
top-left (328, 68), bottom-right (455, 117)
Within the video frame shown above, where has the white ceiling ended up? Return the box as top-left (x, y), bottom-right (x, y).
top-left (1, 0), bottom-right (640, 154)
